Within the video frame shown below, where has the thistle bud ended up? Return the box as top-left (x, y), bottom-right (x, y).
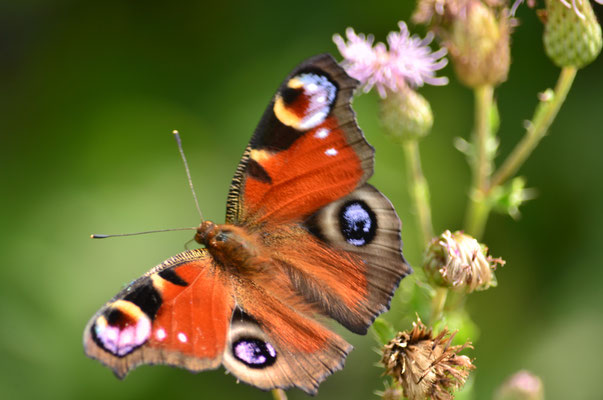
top-left (491, 176), bottom-right (536, 219)
top-left (381, 320), bottom-right (475, 400)
top-left (413, 0), bottom-right (512, 88)
top-left (424, 230), bottom-right (505, 293)
top-left (380, 86), bottom-right (434, 141)
top-left (494, 370), bottom-right (544, 400)
top-left (543, 0), bottom-right (602, 68)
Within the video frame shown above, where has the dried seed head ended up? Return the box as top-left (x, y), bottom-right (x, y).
top-left (413, 0), bottom-right (513, 87)
top-left (424, 230), bottom-right (505, 293)
top-left (377, 383), bottom-right (405, 400)
top-left (381, 320), bottom-right (475, 400)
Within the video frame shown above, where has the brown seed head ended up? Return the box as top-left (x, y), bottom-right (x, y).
top-left (424, 230), bottom-right (505, 293)
top-left (378, 383), bottom-right (405, 400)
top-left (413, 0), bottom-right (513, 87)
top-left (381, 320), bottom-right (475, 400)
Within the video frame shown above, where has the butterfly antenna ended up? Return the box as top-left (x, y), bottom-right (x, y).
top-left (183, 237), bottom-right (196, 250)
top-left (91, 227), bottom-right (198, 239)
top-left (172, 130), bottom-right (204, 221)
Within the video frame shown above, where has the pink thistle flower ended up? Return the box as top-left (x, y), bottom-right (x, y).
top-left (333, 22), bottom-right (448, 98)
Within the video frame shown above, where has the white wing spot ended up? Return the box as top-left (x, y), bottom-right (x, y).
top-left (156, 328), bottom-right (166, 341)
top-left (177, 332), bottom-right (188, 343)
top-left (299, 111), bottom-right (327, 130)
top-left (314, 128), bottom-right (330, 139)
top-left (306, 83), bottom-right (318, 92)
top-left (325, 148), bottom-right (338, 156)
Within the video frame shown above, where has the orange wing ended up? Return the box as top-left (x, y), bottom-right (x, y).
top-left (224, 54), bottom-right (411, 334)
top-left (222, 278), bottom-right (352, 394)
top-left (84, 248), bottom-right (352, 394)
top-left (83, 249), bottom-right (234, 378)
top-left (225, 54), bottom-right (374, 224)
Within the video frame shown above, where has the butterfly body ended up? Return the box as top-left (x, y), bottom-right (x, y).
top-left (195, 221), bottom-right (270, 275)
top-left (85, 54), bottom-right (411, 394)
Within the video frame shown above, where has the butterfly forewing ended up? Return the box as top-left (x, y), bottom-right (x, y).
top-left (83, 249), bottom-right (234, 378)
top-left (225, 54), bottom-right (374, 224)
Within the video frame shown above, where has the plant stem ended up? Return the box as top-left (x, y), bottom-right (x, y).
top-left (490, 66), bottom-right (577, 188)
top-left (402, 139), bottom-right (434, 246)
top-left (272, 389), bottom-right (287, 400)
top-left (465, 85), bottom-right (494, 239)
top-left (430, 286), bottom-right (448, 323)
top-left (474, 85), bottom-right (494, 194)
top-left (464, 191), bottom-right (490, 240)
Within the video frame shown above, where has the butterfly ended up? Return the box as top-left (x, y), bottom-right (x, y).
top-left (83, 54), bottom-right (412, 394)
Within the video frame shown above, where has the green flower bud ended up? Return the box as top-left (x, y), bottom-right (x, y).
top-left (494, 370), bottom-right (544, 400)
top-left (490, 176), bottom-right (536, 219)
top-left (424, 230), bottom-right (505, 293)
top-left (544, 0), bottom-right (603, 68)
top-left (380, 86), bottom-right (433, 141)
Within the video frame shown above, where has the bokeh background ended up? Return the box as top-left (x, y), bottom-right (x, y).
top-left (2, 1), bottom-right (602, 399)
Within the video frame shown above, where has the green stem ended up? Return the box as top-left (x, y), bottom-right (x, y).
top-left (271, 389), bottom-right (287, 400)
top-left (464, 191), bottom-right (490, 240)
top-left (402, 139), bottom-right (434, 246)
top-left (430, 286), bottom-right (448, 323)
top-left (490, 67), bottom-right (577, 188)
top-left (474, 85), bottom-right (494, 193)
top-left (464, 85), bottom-right (495, 239)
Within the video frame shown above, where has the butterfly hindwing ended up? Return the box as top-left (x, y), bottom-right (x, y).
top-left (303, 184), bottom-right (412, 333)
top-left (223, 279), bottom-right (352, 394)
top-left (83, 249), bottom-right (234, 378)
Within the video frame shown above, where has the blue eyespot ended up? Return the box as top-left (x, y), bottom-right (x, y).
top-left (339, 201), bottom-right (377, 246)
top-left (233, 337), bottom-right (277, 368)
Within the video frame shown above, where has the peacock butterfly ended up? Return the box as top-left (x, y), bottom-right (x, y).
top-left (83, 54), bottom-right (412, 394)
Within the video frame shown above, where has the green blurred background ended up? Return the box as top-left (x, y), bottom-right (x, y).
top-left (2, 1), bottom-right (602, 399)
